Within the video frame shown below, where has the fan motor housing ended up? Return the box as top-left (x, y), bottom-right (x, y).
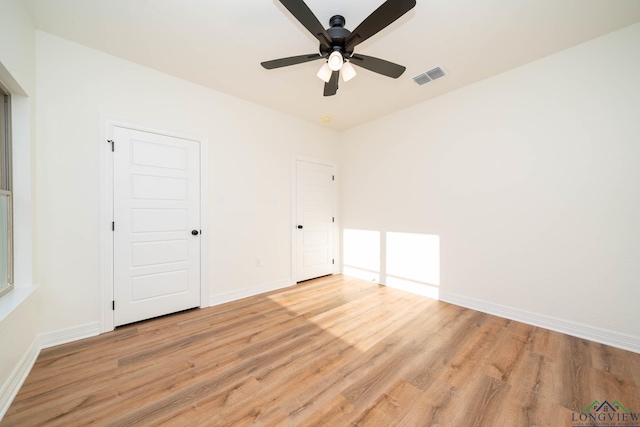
top-left (322, 15), bottom-right (353, 56)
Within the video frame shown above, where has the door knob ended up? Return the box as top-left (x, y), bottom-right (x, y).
top-left (297, 225), bottom-right (303, 229)
top-left (191, 230), bottom-right (199, 236)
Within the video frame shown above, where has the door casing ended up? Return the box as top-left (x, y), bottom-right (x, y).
top-left (100, 118), bottom-right (209, 333)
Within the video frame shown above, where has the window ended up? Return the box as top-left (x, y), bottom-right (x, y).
top-left (0, 83), bottom-right (12, 298)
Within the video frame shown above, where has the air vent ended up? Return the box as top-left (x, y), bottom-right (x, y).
top-left (413, 66), bottom-right (448, 85)
top-left (413, 73), bottom-right (432, 85)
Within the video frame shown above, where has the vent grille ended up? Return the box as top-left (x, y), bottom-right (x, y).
top-left (413, 66), bottom-right (447, 85)
top-left (413, 73), bottom-right (432, 85)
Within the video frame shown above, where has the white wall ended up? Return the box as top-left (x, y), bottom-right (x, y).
top-left (0, 0), bottom-right (39, 417)
top-left (0, 0), bottom-right (35, 95)
top-left (340, 23), bottom-right (640, 344)
top-left (35, 31), bottom-right (339, 334)
top-left (0, 0), bottom-right (36, 289)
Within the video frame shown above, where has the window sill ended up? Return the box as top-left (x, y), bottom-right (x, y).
top-left (0, 285), bottom-right (38, 328)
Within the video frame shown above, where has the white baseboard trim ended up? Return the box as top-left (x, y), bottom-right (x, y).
top-left (0, 336), bottom-right (40, 420)
top-left (439, 291), bottom-right (640, 354)
top-left (39, 322), bottom-right (101, 349)
top-left (209, 279), bottom-right (295, 307)
top-left (1, 322), bottom-right (101, 420)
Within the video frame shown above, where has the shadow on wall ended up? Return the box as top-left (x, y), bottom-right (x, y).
top-left (343, 229), bottom-right (440, 299)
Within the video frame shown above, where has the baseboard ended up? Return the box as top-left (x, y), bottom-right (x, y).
top-left (209, 279), bottom-right (295, 307)
top-left (39, 322), bottom-right (101, 349)
top-left (0, 336), bottom-right (40, 420)
top-left (439, 291), bottom-right (640, 354)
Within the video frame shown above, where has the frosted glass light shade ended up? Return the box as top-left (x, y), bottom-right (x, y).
top-left (316, 63), bottom-right (332, 83)
top-left (342, 62), bottom-right (357, 82)
top-left (328, 51), bottom-right (343, 71)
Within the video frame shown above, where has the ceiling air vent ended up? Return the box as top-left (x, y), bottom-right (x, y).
top-left (413, 66), bottom-right (447, 85)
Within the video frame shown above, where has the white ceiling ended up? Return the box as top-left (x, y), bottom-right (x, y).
top-left (27, 0), bottom-right (640, 130)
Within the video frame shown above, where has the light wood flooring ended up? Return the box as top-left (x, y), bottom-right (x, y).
top-left (3, 275), bottom-right (640, 426)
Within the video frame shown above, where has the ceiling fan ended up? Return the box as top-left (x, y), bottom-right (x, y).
top-left (261, 0), bottom-right (417, 96)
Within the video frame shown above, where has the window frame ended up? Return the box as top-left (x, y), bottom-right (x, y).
top-left (0, 82), bottom-right (13, 298)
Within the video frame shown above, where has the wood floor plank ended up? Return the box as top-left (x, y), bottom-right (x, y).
top-left (557, 336), bottom-right (595, 413)
top-left (449, 373), bottom-right (512, 426)
top-left (482, 320), bottom-right (533, 383)
top-left (405, 309), bottom-right (490, 391)
top-left (350, 379), bottom-right (423, 426)
top-left (338, 309), bottom-right (444, 412)
top-left (296, 394), bottom-right (358, 427)
top-left (397, 382), bottom-right (459, 427)
top-left (493, 387), bottom-right (572, 427)
top-left (3, 274), bottom-right (640, 426)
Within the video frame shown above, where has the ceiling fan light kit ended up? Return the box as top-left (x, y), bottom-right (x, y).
top-left (328, 51), bottom-right (344, 71)
top-left (261, 0), bottom-right (417, 96)
top-left (316, 63), bottom-right (333, 83)
top-left (341, 62), bottom-right (357, 82)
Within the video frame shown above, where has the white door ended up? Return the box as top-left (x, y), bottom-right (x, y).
top-left (296, 160), bottom-right (334, 282)
top-left (113, 127), bottom-right (201, 326)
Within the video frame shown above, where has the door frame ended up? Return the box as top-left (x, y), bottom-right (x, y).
top-left (100, 118), bottom-right (209, 333)
top-left (291, 155), bottom-right (339, 283)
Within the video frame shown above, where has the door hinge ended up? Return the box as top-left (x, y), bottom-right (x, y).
top-left (332, 217), bottom-right (334, 223)
top-left (332, 259), bottom-right (335, 265)
top-left (112, 301), bottom-right (115, 310)
top-left (112, 221), bottom-right (115, 231)
top-left (107, 140), bottom-right (114, 152)
top-left (332, 175), bottom-right (334, 181)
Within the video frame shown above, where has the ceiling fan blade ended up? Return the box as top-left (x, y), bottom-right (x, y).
top-left (345, 0), bottom-right (416, 50)
top-left (323, 71), bottom-right (339, 96)
top-left (261, 53), bottom-right (323, 70)
top-left (349, 54), bottom-right (406, 78)
top-left (279, 0), bottom-right (332, 49)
